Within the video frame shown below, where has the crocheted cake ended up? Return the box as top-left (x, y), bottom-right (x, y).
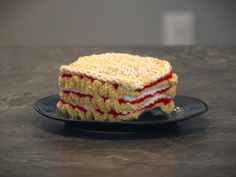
top-left (57, 53), bottom-right (178, 121)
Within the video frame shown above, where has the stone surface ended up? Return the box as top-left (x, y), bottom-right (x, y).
top-left (0, 46), bottom-right (235, 177)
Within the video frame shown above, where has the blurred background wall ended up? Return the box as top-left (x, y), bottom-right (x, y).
top-left (0, 0), bottom-right (235, 46)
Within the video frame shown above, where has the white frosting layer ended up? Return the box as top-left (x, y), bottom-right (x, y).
top-left (62, 94), bottom-right (170, 115)
top-left (117, 94), bottom-right (170, 114)
top-left (123, 86), bottom-right (169, 101)
top-left (122, 94), bottom-right (170, 114)
top-left (142, 94), bottom-right (169, 108)
top-left (61, 85), bottom-right (169, 102)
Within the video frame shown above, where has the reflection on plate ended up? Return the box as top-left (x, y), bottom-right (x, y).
top-left (33, 95), bottom-right (208, 132)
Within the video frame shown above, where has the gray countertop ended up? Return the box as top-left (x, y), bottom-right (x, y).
top-left (0, 46), bottom-right (235, 177)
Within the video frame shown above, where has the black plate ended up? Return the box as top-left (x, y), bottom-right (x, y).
top-left (33, 95), bottom-right (208, 132)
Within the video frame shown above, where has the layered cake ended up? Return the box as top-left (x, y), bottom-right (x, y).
top-left (57, 53), bottom-right (178, 121)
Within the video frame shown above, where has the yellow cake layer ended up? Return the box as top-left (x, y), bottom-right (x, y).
top-left (57, 99), bottom-right (174, 121)
top-left (59, 85), bottom-right (176, 113)
top-left (58, 73), bottom-right (178, 98)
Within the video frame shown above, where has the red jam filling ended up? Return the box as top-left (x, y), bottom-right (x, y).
top-left (135, 72), bottom-right (172, 92)
top-left (62, 86), bottom-right (171, 105)
top-left (62, 73), bottom-right (95, 82)
top-left (118, 86), bottom-right (170, 104)
top-left (59, 99), bottom-right (87, 113)
top-left (95, 108), bottom-right (104, 114)
top-left (63, 90), bottom-right (93, 98)
top-left (61, 72), bottom-right (172, 91)
top-left (97, 97), bottom-right (172, 117)
top-left (102, 96), bottom-right (109, 101)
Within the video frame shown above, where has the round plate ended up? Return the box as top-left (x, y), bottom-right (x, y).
top-left (33, 95), bottom-right (208, 132)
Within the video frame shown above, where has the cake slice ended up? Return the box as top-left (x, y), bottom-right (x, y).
top-left (57, 53), bottom-right (178, 121)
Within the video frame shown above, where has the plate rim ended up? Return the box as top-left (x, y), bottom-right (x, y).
top-left (33, 94), bottom-right (208, 125)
